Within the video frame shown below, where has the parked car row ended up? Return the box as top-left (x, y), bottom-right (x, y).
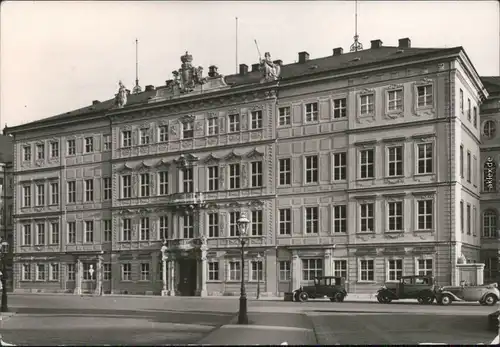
top-left (289, 275), bottom-right (500, 306)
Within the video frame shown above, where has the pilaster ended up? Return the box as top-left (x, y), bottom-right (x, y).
top-left (292, 251), bottom-right (300, 290)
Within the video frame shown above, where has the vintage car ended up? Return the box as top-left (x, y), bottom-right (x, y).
top-left (435, 282), bottom-right (500, 306)
top-left (488, 309), bottom-right (500, 332)
top-left (293, 276), bottom-right (347, 302)
top-left (376, 275), bottom-right (435, 304)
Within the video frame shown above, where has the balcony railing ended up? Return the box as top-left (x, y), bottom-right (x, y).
top-left (165, 192), bottom-right (205, 207)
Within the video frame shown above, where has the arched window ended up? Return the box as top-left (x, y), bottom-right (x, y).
top-left (483, 120), bottom-right (497, 139)
top-left (483, 157), bottom-right (497, 192)
top-left (483, 210), bottom-right (498, 238)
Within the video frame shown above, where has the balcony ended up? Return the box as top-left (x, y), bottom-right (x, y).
top-left (165, 192), bottom-right (205, 209)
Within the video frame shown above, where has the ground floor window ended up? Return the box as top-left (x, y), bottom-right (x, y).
top-left (22, 264), bottom-right (31, 281)
top-left (333, 260), bottom-right (347, 279)
top-left (229, 261), bottom-right (241, 281)
top-left (140, 263), bottom-right (150, 281)
top-left (36, 264), bottom-right (45, 281)
top-left (279, 261), bottom-right (290, 281)
top-left (83, 263), bottom-right (96, 280)
top-left (208, 262), bottom-right (219, 281)
top-left (121, 263), bottom-right (132, 281)
top-left (103, 264), bottom-right (111, 280)
top-left (250, 260), bottom-right (263, 281)
top-left (387, 259), bottom-right (403, 281)
top-left (302, 258), bottom-right (323, 281)
top-left (359, 259), bottom-right (374, 282)
top-left (67, 264), bottom-right (75, 281)
top-left (416, 258), bottom-right (433, 277)
top-left (49, 263), bottom-right (59, 281)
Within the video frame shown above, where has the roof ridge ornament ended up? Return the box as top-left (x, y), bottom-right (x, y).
top-left (170, 51), bottom-right (207, 94)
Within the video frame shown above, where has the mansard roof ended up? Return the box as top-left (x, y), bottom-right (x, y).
top-left (482, 76), bottom-right (500, 95)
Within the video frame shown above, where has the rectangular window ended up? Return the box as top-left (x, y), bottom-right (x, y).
top-left (467, 98), bottom-right (471, 121)
top-left (23, 146), bottom-right (31, 161)
top-left (36, 144), bottom-right (45, 160)
top-left (250, 110), bottom-right (263, 130)
top-left (278, 158), bottom-right (291, 185)
top-left (305, 102), bottom-right (318, 122)
top-left (229, 211), bottom-right (240, 237)
top-left (67, 181), bottom-right (76, 203)
top-left (85, 221), bottom-right (94, 243)
top-left (229, 261), bottom-right (241, 281)
top-left (360, 203), bottom-right (375, 232)
top-left (333, 98), bottom-right (347, 118)
top-left (387, 89), bottom-right (403, 111)
top-left (417, 259), bottom-right (433, 277)
top-left (467, 204), bottom-right (471, 235)
top-left (140, 173), bottom-right (150, 197)
top-left (332, 152), bottom-right (347, 181)
top-left (360, 94), bottom-right (374, 114)
top-left (229, 163), bottom-right (240, 189)
top-left (22, 264), bottom-right (31, 281)
top-left (360, 149), bottom-right (374, 179)
top-left (387, 201), bottom-right (403, 232)
top-left (67, 263), bottom-right (75, 281)
top-left (279, 208), bottom-right (291, 235)
top-left (183, 168), bottom-right (193, 193)
top-left (460, 89), bottom-right (464, 113)
top-left (460, 145), bottom-right (464, 178)
top-left (67, 139), bottom-right (76, 155)
top-left (50, 222), bottom-right (60, 244)
top-left (208, 262), bottom-right (220, 281)
top-left (84, 179), bottom-right (94, 202)
top-left (417, 200), bottom-right (433, 230)
top-left (417, 85), bottom-right (433, 107)
top-left (388, 259), bottom-right (403, 281)
top-left (158, 171), bottom-right (169, 195)
top-left (36, 264), bottom-right (46, 281)
top-left (50, 141), bottom-right (59, 158)
top-left (251, 210), bottom-right (263, 236)
top-left (305, 155), bottom-right (318, 183)
top-left (122, 218), bottom-right (131, 241)
top-left (279, 261), bottom-right (291, 281)
top-left (103, 264), bottom-right (111, 281)
top-left (23, 185), bottom-right (31, 207)
top-left (67, 222), bottom-right (76, 244)
top-left (228, 114), bottom-right (240, 133)
top-left (84, 137), bottom-right (93, 153)
top-left (36, 223), bottom-right (45, 245)
top-left (140, 263), bottom-right (150, 281)
top-left (333, 205), bottom-right (347, 233)
top-left (208, 213), bottom-right (219, 238)
top-left (140, 129), bottom-right (150, 145)
top-left (207, 166), bottom-right (219, 191)
top-left (183, 215), bottom-right (194, 238)
top-left (121, 263), bottom-right (132, 281)
top-left (103, 134), bottom-right (111, 151)
top-left (278, 107), bottom-right (291, 126)
top-left (302, 259), bottom-right (323, 280)
top-left (23, 224), bottom-right (32, 245)
top-left (417, 143), bottom-right (433, 174)
top-left (387, 146), bottom-right (403, 177)
top-left (159, 216), bottom-right (168, 240)
top-left (206, 118), bottom-right (218, 136)
top-left (333, 260), bottom-right (347, 279)
top-left (140, 217), bottom-right (150, 241)
top-left (36, 184), bottom-right (45, 206)
top-left (467, 151), bottom-right (471, 182)
top-left (50, 263), bottom-right (59, 281)
top-left (359, 259), bottom-right (374, 281)
top-left (122, 130), bottom-right (132, 147)
top-left (460, 200), bottom-right (464, 233)
top-left (305, 207), bottom-right (319, 234)
top-left (473, 106), bottom-right (477, 128)
top-left (250, 261), bottom-right (263, 281)
top-left (250, 161), bottom-right (263, 187)
top-left (122, 175), bottom-right (132, 198)
top-left (158, 125), bottom-right (169, 142)
top-left (182, 122), bottom-right (194, 139)
top-left (50, 182), bottom-right (59, 205)
top-left (103, 220), bottom-right (112, 242)
top-left (103, 177), bottom-right (112, 200)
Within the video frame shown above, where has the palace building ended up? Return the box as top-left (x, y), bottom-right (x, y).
top-left (4, 37), bottom-right (499, 296)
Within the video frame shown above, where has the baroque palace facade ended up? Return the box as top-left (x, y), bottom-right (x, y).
top-left (4, 37), bottom-right (499, 296)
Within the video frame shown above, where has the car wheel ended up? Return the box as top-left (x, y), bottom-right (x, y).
top-left (440, 294), bottom-right (452, 305)
top-left (333, 292), bottom-right (345, 302)
top-left (298, 292), bottom-right (309, 302)
top-left (480, 300), bottom-right (486, 306)
top-left (417, 297), bottom-right (424, 304)
top-left (484, 294), bottom-right (498, 306)
top-left (424, 296), bottom-right (434, 305)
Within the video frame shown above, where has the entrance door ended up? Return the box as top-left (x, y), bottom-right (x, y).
top-left (178, 258), bottom-right (197, 296)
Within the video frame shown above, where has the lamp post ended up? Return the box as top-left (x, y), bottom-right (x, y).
top-left (256, 253), bottom-right (262, 300)
top-left (0, 239), bottom-right (8, 312)
top-left (237, 213), bottom-right (250, 325)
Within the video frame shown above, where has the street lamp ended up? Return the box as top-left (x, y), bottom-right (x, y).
top-left (0, 239), bottom-right (8, 312)
top-left (237, 212), bottom-right (250, 325)
top-left (256, 253), bottom-right (262, 300)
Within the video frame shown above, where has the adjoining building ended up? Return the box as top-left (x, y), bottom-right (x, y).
top-left (0, 134), bottom-right (14, 290)
top-left (4, 37), bottom-right (497, 296)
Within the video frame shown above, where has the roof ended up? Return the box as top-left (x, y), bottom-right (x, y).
top-left (0, 135), bottom-right (13, 164)
top-left (6, 44), bottom-right (466, 132)
top-left (481, 76), bottom-right (500, 95)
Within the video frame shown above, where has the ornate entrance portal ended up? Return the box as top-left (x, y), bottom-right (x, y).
top-left (178, 257), bottom-right (197, 296)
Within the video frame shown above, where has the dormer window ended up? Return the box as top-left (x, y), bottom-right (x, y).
top-left (182, 121), bottom-right (194, 139)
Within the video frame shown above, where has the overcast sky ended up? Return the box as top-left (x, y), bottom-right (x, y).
top-left (1, 1), bottom-right (499, 128)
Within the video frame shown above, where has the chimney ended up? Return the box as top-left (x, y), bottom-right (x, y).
top-left (332, 47), bottom-right (344, 56)
top-left (208, 65), bottom-right (218, 77)
top-left (370, 39), bottom-right (383, 49)
top-left (145, 85), bottom-right (155, 92)
top-left (239, 64), bottom-right (248, 75)
top-left (398, 38), bottom-right (411, 48)
top-left (92, 100), bottom-right (100, 105)
top-left (298, 51), bottom-right (310, 63)
top-left (251, 63), bottom-right (260, 72)
top-left (273, 59), bottom-right (283, 66)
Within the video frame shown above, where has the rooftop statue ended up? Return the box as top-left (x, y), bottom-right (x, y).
top-left (115, 80), bottom-right (127, 108)
top-left (260, 52), bottom-right (281, 83)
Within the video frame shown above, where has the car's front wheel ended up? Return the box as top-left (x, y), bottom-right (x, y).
top-left (377, 293), bottom-right (392, 303)
top-left (484, 294), bottom-right (498, 306)
top-left (298, 292), bottom-right (309, 302)
top-left (439, 294), bottom-right (452, 305)
top-left (331, 292), bottom-right (345, 302)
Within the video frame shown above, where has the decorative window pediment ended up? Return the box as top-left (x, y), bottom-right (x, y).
top-left (204, 153), bottom-right (220, 164)
top-left (246, 148), bottom-right (264, 159)
top-left (225, 150), bottom-right (241, 162)
top-left (179, 114), bottom-right (195, 124)
top-left (136, 161), bottom-right (151, 171)
top-left (174, 153), bottom-right (199, 167)
top-left (116, 163), bottom-right (133, 172)
top-left (155, 159), bottom-right (170, 168)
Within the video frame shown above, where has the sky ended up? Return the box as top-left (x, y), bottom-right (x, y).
top-left (1, 1), bottom-right (499, 128)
